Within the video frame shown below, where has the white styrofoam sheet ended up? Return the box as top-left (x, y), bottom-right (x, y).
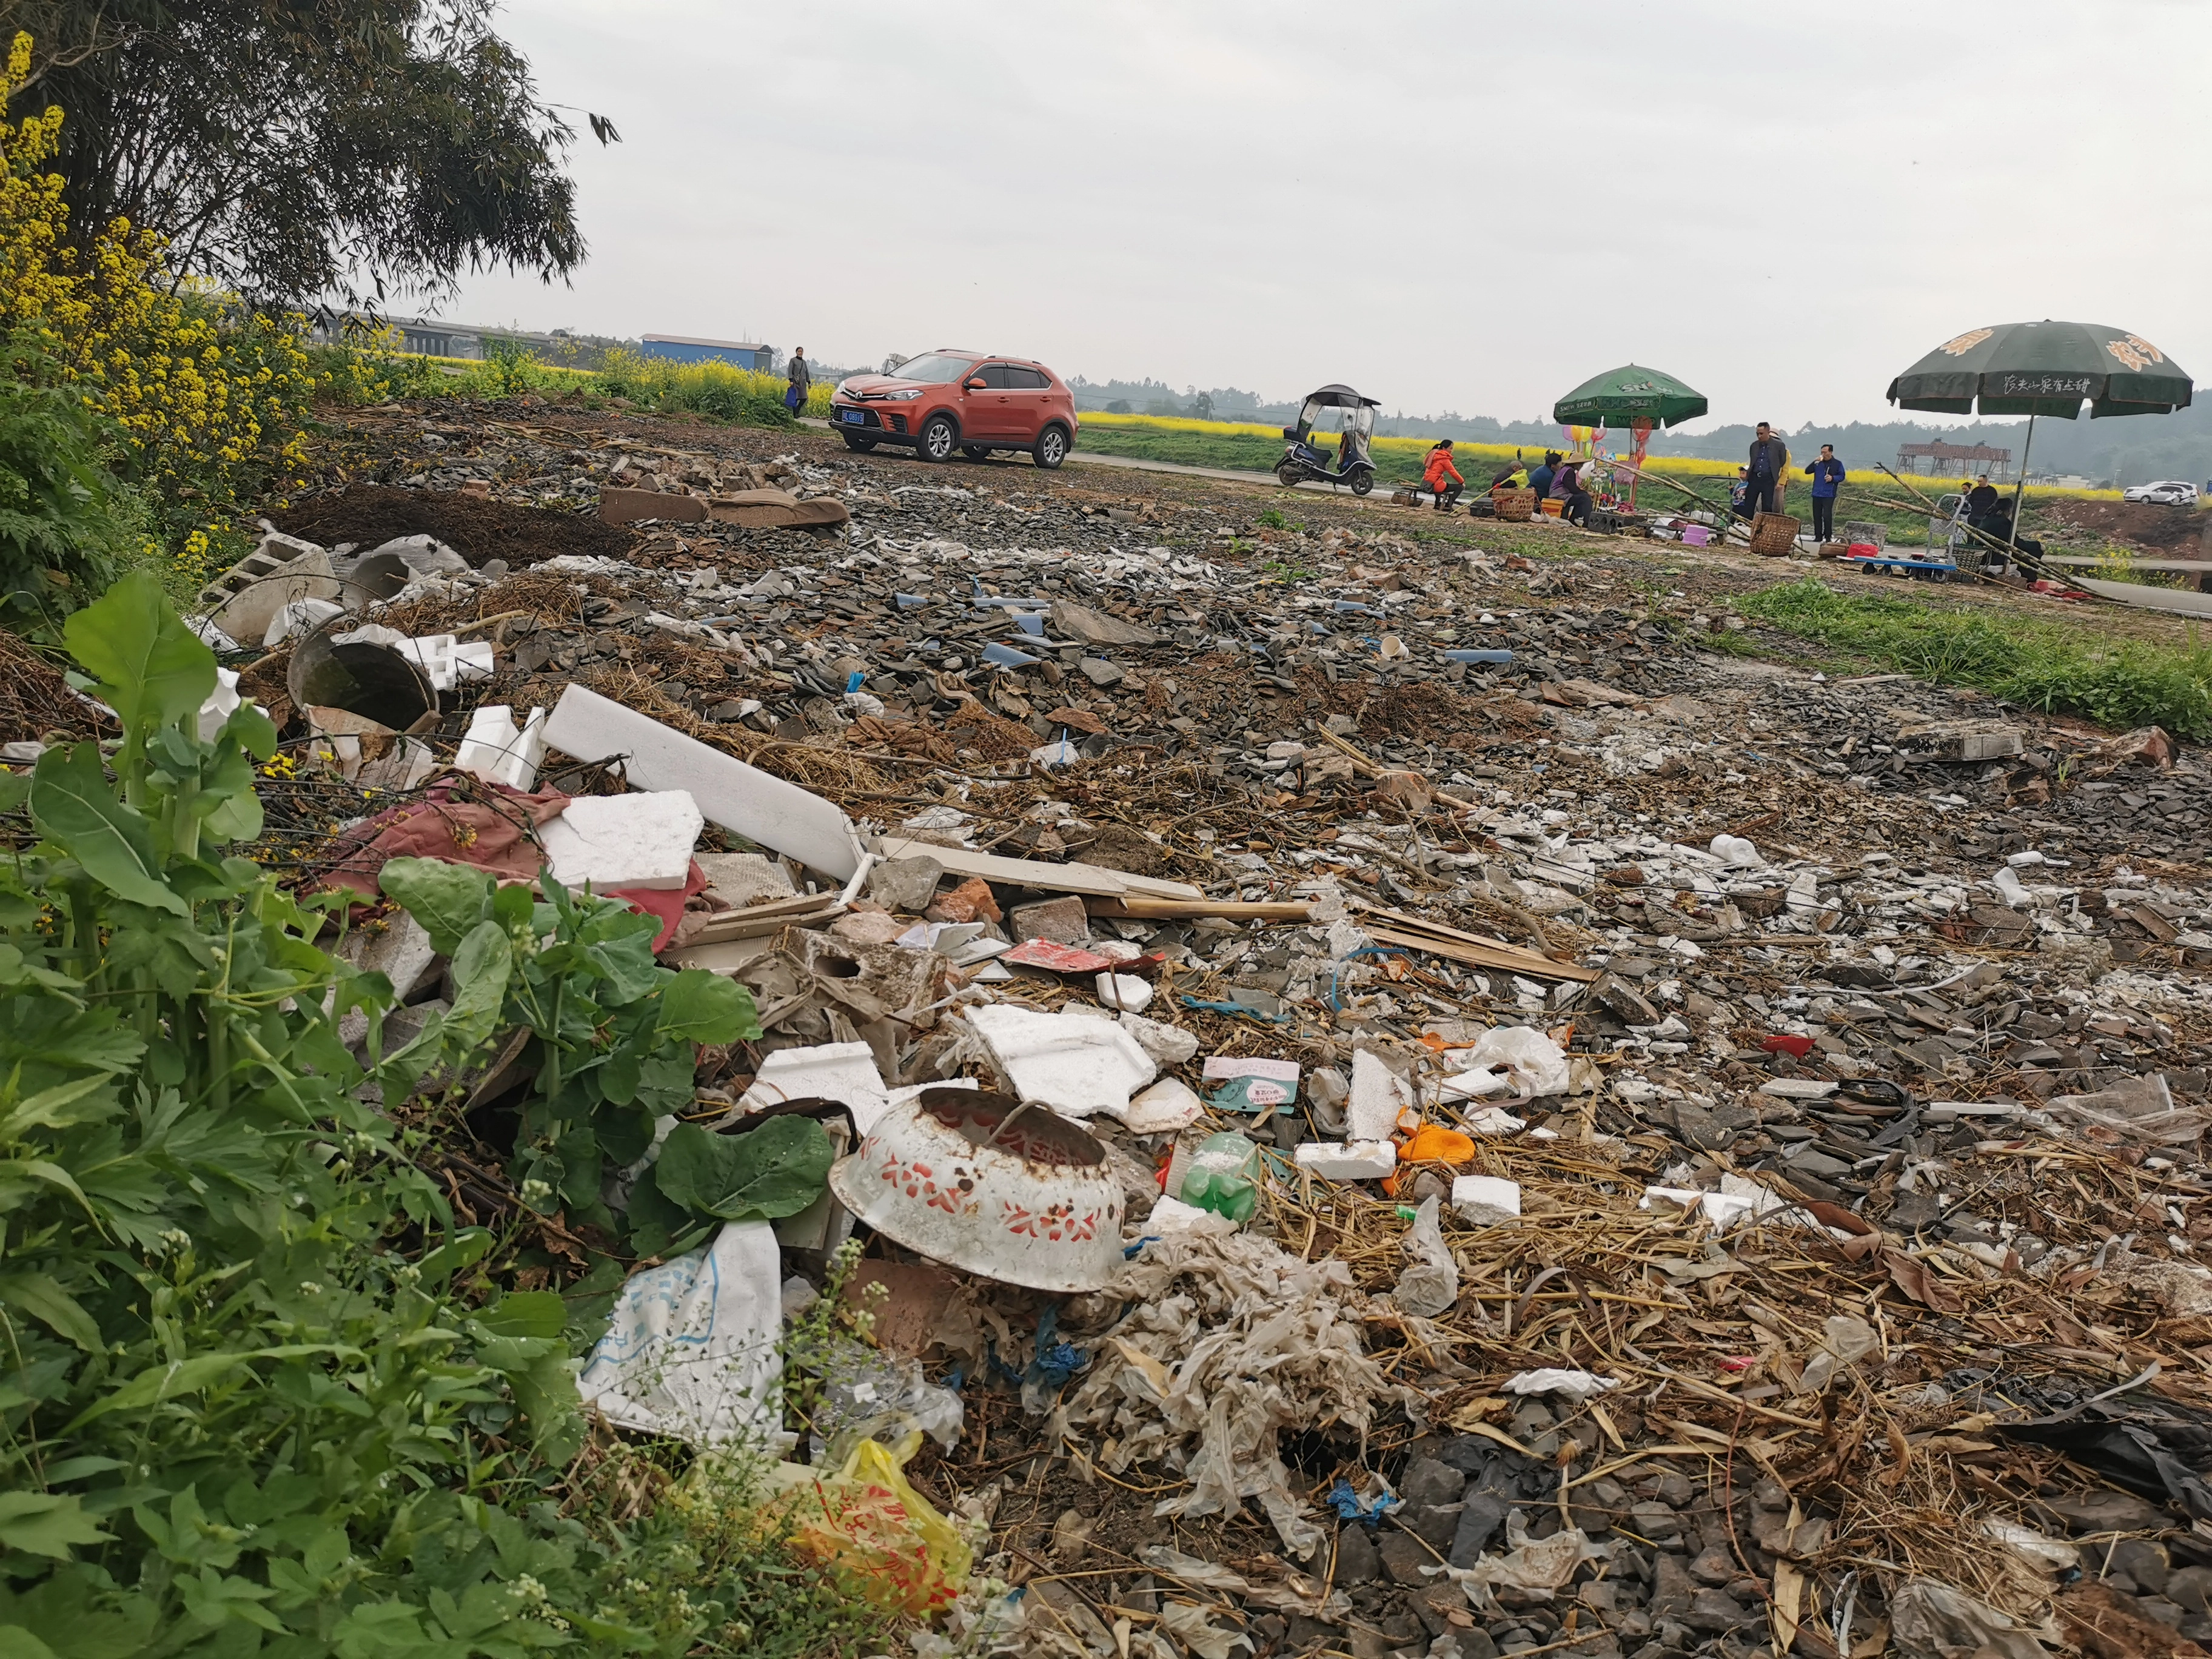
top-left (545, 684), bottom-right (860, 880)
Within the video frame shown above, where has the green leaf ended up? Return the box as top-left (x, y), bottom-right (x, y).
top-left (68, 1354), bottom-right (249, 1428)
top-left (62, 569), bottom-right (215, 738)
top-left (0, 771), bottom-right (28, 815)
top-left (195, 745), bottom-right (264, 843)
top-left (379, 857), bottom-right (493, 955)
top-left (415, 1227), bottom-right (494, 1289)
top-left (28, 745), bottom-right (185, 916)
top-left (651, 1118), bottom-right (833, 1222)
top-left (0, 1273), bottom-right (101, 1351)
top-left (477, 1290), bottom-right (566, 1340)
top-left (378, 918), bottom-right (511, 1087)
top-left (655, 968), bottom-right (762, 1044)
top-left (0, 1493), bottom-right (112, 1560)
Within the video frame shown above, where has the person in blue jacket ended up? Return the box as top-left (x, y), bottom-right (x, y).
top-left (1803, 443), bottom-right (1846, 543)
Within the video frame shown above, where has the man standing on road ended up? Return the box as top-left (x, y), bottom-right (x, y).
top-left (1804, 443), bottom-right (1845, 542)
top-left (785, 346), bottom-right (811, 416)
top-left (1744, 422), bottom-right (1788, 520)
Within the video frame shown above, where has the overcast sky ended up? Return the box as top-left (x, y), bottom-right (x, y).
top-left (444, 0), bottom-right (2212, 431)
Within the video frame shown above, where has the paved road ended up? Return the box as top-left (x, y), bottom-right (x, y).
top-left (800, 415), bottom-right (1386, 496)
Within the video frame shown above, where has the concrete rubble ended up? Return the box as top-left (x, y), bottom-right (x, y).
top-left (36, 397), bottom-right (2212, 1659)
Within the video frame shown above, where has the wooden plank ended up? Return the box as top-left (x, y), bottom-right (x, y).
top-left (873, 836), bottom-right (1202, 901)
top-left (1087, 897), bottom-right (1315, 922)
top-left (1362, 922), bottom-right (1598, 984)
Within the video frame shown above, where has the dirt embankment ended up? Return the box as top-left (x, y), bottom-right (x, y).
top-left (2042, 495), bottom-right (2208, 551)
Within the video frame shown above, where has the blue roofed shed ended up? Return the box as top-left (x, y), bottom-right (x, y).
top-left (640, 335), bottom-right (773, 370)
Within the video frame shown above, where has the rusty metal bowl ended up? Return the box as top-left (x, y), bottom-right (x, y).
top-left (827, 1087), bottom-right (1127, 1293)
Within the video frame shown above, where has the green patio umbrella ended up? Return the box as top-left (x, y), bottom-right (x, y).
top-left (1552, 364), bottom-right (1709, 429)
top-left (1551, 364), bottom-right (1709, 506)
top-left (1887, 320), bottom-right (2194, 554)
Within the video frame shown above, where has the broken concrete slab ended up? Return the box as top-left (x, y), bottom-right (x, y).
top-left (1049, 598), bottom-right (1160, 647)
top-left (544, 685), bottom-right (861, 880)
top-left (207, 540), bottom-right (340, 646)
top-left (866, 855), bottom-right (943, 913)
top-left (1010, 895), bottom-right (1090, 944)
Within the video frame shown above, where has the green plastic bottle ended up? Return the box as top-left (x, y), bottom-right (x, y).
top-left (1179, 1133), bottom-right (1262, 1225)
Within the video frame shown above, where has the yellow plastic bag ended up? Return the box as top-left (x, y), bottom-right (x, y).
top-left (766, 1431), bottom-right (973, 1617)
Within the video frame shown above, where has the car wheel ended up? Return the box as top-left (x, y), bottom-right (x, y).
top-left (961, 445), bottom-right (990, 462)
top-left (1349, 468), bottom-right (1374, 498)
top-left (919, 415), bottom-right (957, 462)
top-left (1033, 426), bottom-right (1068, 470)
top-left (841, 433), bottom-right (877, 452)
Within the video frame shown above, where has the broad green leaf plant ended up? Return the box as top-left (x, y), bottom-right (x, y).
top-left (375, 856), bottom-right (767, 1257)
top-left (0, 573), bottom-right (814, 1654)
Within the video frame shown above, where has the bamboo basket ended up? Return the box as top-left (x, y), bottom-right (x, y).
top-left (1749, 511), bottom-right (1801, 556)
top-left (1492, 488), bottom-right (1537, 523)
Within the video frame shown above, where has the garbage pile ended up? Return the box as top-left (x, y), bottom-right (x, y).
top-left (90, 403), bottom-right (2212, 1659)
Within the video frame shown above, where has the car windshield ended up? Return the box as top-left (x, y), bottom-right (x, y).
top-left (886, 353), bottom-right (979, 384)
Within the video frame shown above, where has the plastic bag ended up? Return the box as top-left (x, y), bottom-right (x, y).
top-left (1450, 1026), bottom-right (1571, 1099)
top-left (808, 1336), bottom-right (964, 1459)
top-left (768, 1430), bottom-right (973, 1617)
top-left (1395, 1195), bottom-right (1460, 1317)
top-left (1181, 1131), bottom-right (1264, 1224)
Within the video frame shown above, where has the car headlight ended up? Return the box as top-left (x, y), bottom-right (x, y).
top-left (885, 387), bottom-right (923, 401)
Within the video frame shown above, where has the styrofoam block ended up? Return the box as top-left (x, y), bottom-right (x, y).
top-left (964, 1003), bottom-right (1156, 1119)
top-left (1349, 1049), bottom-right (1416, 1141)
top-left (197, 666), bottom-right (242, 742)
top-left (1294, 1140), bottom-right (1397, 1181)
top-left (544, 684), bottom-right (859, 880)
top-left (1452, 1174), bottom-right (1523, 1227)
top-left (454, 705), bottom-right (546, 791)
top-left (540, 791), bottom-right (703, 891)
top-left (1114, 1076), bottom-right (1204, 1134)
top-left (739, 1041), bottom-right (890, 1133)
top-left (1094, 972), bottom-right (1153, 1013)
top-left (262, 597), bottom-right (344, 648)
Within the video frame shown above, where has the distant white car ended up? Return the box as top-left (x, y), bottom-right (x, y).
top-left (2122, 480), bottom-right (2199, 504)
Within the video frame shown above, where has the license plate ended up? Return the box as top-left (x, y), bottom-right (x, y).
top-left (838, 407), bottom-right (864, 424)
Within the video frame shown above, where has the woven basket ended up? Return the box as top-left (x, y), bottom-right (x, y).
top-left (1749, 512), bottom-right (1801, 557)
top-left (1492, 488), bottom-right (1537, 523)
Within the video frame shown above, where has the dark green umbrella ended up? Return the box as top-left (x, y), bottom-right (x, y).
top-left (1552, 364), bottom-right (1709, 428)
top-left (1887, 320), bottom-right (2194, 557)
top-left (1552, 365), bottom-right (1708, 507)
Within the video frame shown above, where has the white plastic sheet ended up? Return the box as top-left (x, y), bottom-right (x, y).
top-left (1395, 1195), bottom-right (1460, 1318)
top-left (577, 1220), bottom-right (785, 1449)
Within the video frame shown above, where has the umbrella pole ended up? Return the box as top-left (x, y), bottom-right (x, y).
top-left (2006, 414), bottom-right (2036, 557)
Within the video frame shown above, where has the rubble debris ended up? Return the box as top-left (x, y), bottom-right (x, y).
top-left (544, 683), bottom-right (863, 879)
top-left (198, 404), bottom-right (2212, 1657)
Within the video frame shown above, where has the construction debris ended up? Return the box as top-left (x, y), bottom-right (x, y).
top-left (89, 401), bottom-right (2212, 1659)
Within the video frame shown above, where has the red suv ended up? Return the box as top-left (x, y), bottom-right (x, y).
top-left (829, 350), bottom-right (1079, 469)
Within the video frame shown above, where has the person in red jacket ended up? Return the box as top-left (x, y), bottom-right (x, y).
top-left (1422, 440), bottom-right (1464, 511)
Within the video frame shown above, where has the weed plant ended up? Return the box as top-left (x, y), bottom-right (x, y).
top-left (1734, 578), bottom-right (2212, 739)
